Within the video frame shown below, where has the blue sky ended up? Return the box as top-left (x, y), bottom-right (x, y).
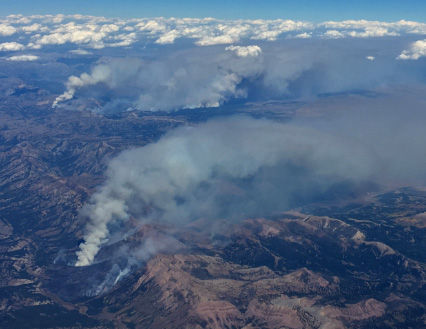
top-left (2, 0), bottom-right (426, 21)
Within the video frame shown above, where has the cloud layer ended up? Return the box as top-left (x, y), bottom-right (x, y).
top-left (1, 15), bottom-right (426, 52)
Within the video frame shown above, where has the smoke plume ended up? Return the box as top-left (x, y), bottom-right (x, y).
top-left (54, 38), bottom-right (426, 112)
top-left (75, 85), bottom-right (426, 267)
top-left (75, 117), bottom-right (373, 266)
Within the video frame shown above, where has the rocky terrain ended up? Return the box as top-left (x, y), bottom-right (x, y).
top-left (79, 208), bottom-right (425, 329)
top-left (0, 83), bottom-right (425, 328)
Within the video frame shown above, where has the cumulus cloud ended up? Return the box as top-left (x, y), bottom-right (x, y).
top-left (135, 18), bottom-right (424, 45)
top-left (320, 19), bottom-right (426, 36)
top-left (34, 23), bottom-right (112, 49)
top-left (6, 54), bottom-right (39, 61)
top-left (0, 23), bottom-right (16, 36)
top-left (397, 39), bottom-right (426, 60)
top-left (0, 42), bottom-right (25, 51)
top-left (19, 19), bottom-right (131, 49)
top-left (250, 20), bottom-right (313, 41)
top-left (0, 15), bottom-right (425, 54)
top-left (225, 45), bottom-right (262, 57)
top-left (348, 27), bottom-right (398, 38)
top-left (323, 30), bottom-right (345, 39)
top-left (147, 19), bottom-right (313, 45)
top-left (136, 19), bottom-right (167, 33)
top-left (293, 32), bottom-right (312, 39)
top-left (154, 30), bottom-right (181, 44)
top-left (196, 34), bottom-right (237, 46)
top-left (21, 23), bottom-right (45, 33)
top-left (5, 14), bottom-right (33, 24)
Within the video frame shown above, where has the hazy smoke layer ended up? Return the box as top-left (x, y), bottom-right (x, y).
top-left (54, 39), bottom-right (426, 112)
top-left (75, 85), bottom-right (426, 266)
top-left (76, 116), bottom-right (380, 266)
top-left (53, 50), bottom-right (265, 110)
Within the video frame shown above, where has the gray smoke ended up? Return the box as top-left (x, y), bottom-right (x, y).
top-left (53, 48), bottom-right (265, 111)
top-left (76, 116), bottom-right (376, 266)
top-left (54, 38), bottom-right (426, 112)
top-left (75, 88), bottom-right (426, 267)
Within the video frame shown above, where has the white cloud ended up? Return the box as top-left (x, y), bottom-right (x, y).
top-left (323, 30), bottom-right (345, 39)
top-left (196, 34), bottom-right (236, 46)
top-left (155, 30), bottom-right (181, 44)
top-left (225, 45), bottom-right (262, 57)
top-left (6, 54), bottom-right (39, 61)
top-left (348, 27), bottom-right (398, 38)
top-left (0, 24), bottom-right (16, 36)
top-left (251, 30), bottom-right (281, 41)
top-left (136, 20), bottom-right (167, 33)
top-left (70, 49), bottom-right (92, 55)
top-left (250, 20), bottom-right (313, 41)
top-left (366, 56), bottom-right (375, 61)
top-left (6, 14), bottom-right (32, 24)
top-left (397, 39), bottom-right (426, 60)
top-left (293, 32), bottom-right (312, 39)
top-left (52, 14), bottom-right (65, 24)
top-left (135, 18), bottom-right (313, 45)
top-left (1, 15), bottom-right (425, 52)
top-left (26, 42), bottom-right (42, 50)
top-left (99, 24), bottom-right (120, 33)
top-left (35, 27), bottom-right (107, 49)
top-left (109, 32), bottom-right (136, 47)
top-left (21, 23), bottom-right (44, 33)
top-left (321, 20), bottom-right (426, 38)
top-left (0, 42), bottom-right (25, 51)
top-left (28, 20), bottom-right (132, 49)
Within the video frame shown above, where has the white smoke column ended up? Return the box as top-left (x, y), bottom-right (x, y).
top-left (85, 236), bottom-right (180, 295)
top-left (75, 117), bottom-right (376, 266)
top-left (53, 64), bottom-right (113, 107)
top-left (76, 196), bottom-right (128, 266)
top-left (52, 50), bottom-right (265, 111)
